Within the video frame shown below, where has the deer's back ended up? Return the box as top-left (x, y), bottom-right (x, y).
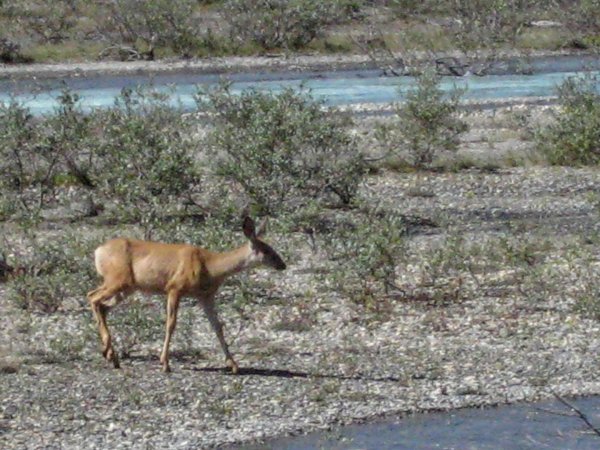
top-left (94, 238), bottom-right (210, 294)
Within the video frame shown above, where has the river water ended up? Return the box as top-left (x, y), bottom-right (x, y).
top-left (1, 55), bottom-right (599, 115)
top-left (232, 396), bottom-right (600, 450)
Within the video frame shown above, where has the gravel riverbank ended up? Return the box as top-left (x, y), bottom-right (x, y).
top-left (0, 49), bottom-right (592, 80)
top-left (3, 163), bottom-right (600, 448)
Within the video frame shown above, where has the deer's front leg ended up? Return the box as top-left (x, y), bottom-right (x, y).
top-left (160, 289), bottom-right (181, 373)
top-left (202, 297), bottom-right (239, 374)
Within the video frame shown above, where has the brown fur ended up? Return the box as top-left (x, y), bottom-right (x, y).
top-left (87, 217), bottom-right (286, 373)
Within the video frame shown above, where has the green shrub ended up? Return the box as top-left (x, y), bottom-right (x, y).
top-left (0, 37), bottom-right (30, 63)
top-left (4, 0), bottom-right (77, 44)
top-left (90, 86), bottom-right (201, 232)
top-left (0, 91), bottom-right (98, 216)
top-left (581, 33), bottom-right (600, 49)
top-left (536, 73), bottom-right (600, 166)
top-left (376, 70), bottom-right (468, 170)
top-left (149, 215), bottom-right (240, 255)
top-left (6, 233), bottom-right (98, 313)
top-left (566, 0), bottom-right (600, 34)
top-left (101, 0), bottom-right (200, 58)
top-left (324, 208), bottom-right (406, 310)
top-left (561, 241), bottom-right (600, 321)
top-left (0, 100), bottom-right (60, 216)
top-left (0, 87), bottom-right (202, 230)
top-left (39, 89), bottom-right (95, 188)
top-left (450, 0), bottom-right (531, 48)
top-left (0, 101), bottom-right (36, 214)
top-left (223, 0), bottom-right (361, 50)
top-left (200, 85), bottom-right (365, 215)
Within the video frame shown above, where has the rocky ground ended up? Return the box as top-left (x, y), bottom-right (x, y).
top-left (2, 89), bottom-right (600, 448)
top-left (0, 49), bottom-right (590, 81)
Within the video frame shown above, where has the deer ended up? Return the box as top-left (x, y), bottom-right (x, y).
top-left (87, 216), bottom-right (286, 373)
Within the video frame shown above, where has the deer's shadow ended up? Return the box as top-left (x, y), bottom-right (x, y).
top-left (190, 365), bottom-right (406, 384)
top-left (114, 354), bottom-right (406, 384)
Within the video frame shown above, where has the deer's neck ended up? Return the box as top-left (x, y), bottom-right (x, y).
top-left (206, 243), bottom-right (253, 280)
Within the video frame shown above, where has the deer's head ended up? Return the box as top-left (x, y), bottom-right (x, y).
top-left (243, 217), bottom-right (286, 271)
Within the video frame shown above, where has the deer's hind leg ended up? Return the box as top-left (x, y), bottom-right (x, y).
top-left (160, 289), bottom-right (181, 373)
top-left (87, 282), bottom-right (130, 368)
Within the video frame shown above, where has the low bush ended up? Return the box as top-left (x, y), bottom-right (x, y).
top-left (376, 70), bottom-right (468, 170)
top-left (2, 0), bottom-right (600, 61)
top-left (3, 0), bottom-right (77, 44)
top-left (6, 233), bottom-right (98, 313)
top-left (200, 85), bottom-right (365, 215)
top-left (0, 87), bottom-right (202, 232)
top-left (0, 91), bottom-right (99, 216)
top-left (0, 96), bottom-right (91, 216)
top-left (90, 86), bottom-right (201, 234)
top-left (100, 0), bottom-right (200, 59)
top-left (323, 208), bottom-right (406, 310)
top-left (0, 101), bottom-right (42, 216)
top-left (40, 89), bottom-right (96, 188)
top-left (223, 0), bottom-right (362, 51)
top-left (536, 73), bottom-right (600, 166)
top-left (565, 0), bottom-right (600, 35)
top-left (0, 37), bottom-right (30, 63)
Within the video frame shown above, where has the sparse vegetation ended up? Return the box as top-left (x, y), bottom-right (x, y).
top-left (324, 208), bottom-right (406, 312)
top-left (223, 0), bottom-right (361, 51)
top-left (4, 0), bottom-right (78, 44)
top-left (536, 73), bottom-right (600, 166)
top-left (110, 297), bottom-right (166, 360)
top-left (100, 0), bottom-right (200, 59)
top-left (5, 231), bottom-right (97, 313)
top-left (376, 70), bottom-right (468, 170)
top-left (200, 85), bottom-right (366, 215)
top-left (0, 86), bottom-right (202, 233)
top-left (1, 1), bottom-right (600, 62)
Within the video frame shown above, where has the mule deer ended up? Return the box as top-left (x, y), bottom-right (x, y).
top-left (87, 217), bottom-right (286, 373)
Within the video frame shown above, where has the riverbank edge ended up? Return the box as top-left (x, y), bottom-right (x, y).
top-left (0, 49), bottom-right (595, 80)
top-left (234, 390), bottom-right (600, 449)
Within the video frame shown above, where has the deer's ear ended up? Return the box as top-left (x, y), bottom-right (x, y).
top-left (256, 218), bottom-right (268, 237)
top-left (242, 216), bottom-right (256, 240)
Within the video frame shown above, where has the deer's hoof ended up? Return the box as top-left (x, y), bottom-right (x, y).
top-left (227, 359), bottom-right (239, 374)
top-left (104, 348), bottom-right (120, 369)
